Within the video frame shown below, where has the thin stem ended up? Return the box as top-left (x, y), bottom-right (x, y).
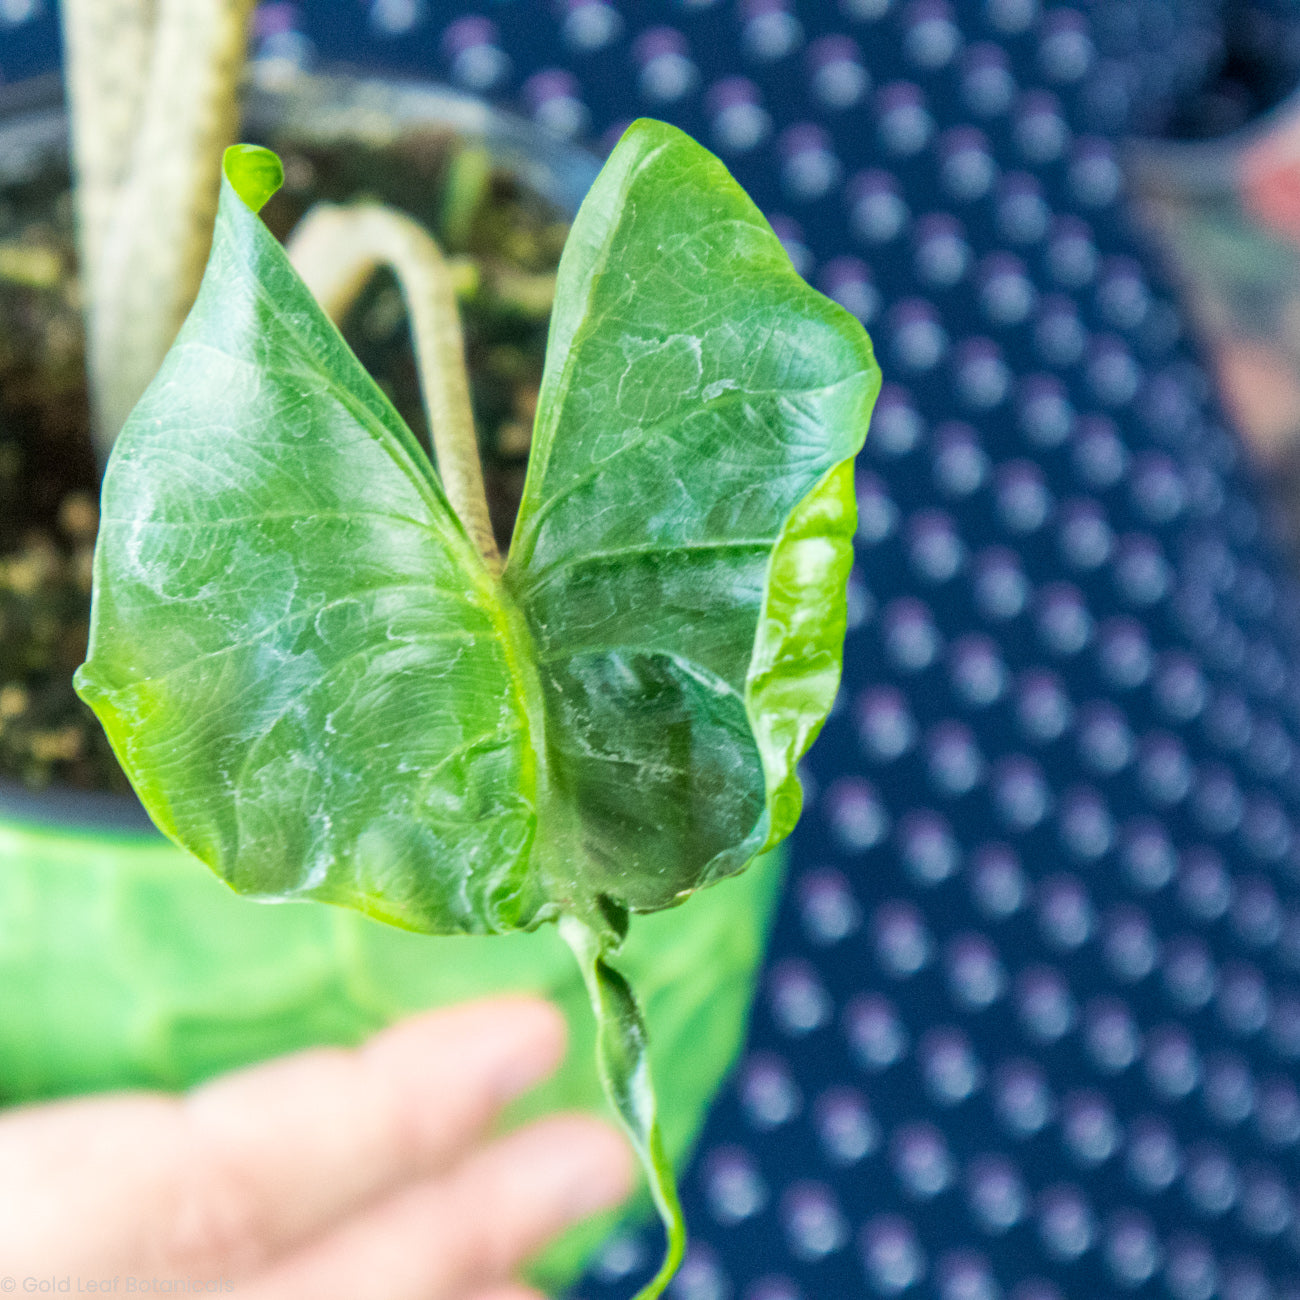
top-left (558, 913), bottom-right (687, 1300)
top-left (287, 203), bottom-right (502, 573)
top-left (62, 0), bottom-right (257, 457)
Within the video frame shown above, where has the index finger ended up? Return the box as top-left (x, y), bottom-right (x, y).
top-left (164, 995), bottom-right (569, 1276)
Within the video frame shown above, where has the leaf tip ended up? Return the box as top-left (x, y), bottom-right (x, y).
top-left (223, 144), bottom-right (285, 214)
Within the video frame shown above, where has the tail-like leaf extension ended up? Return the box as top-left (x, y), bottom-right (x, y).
top-left (559, 915), bottom-right (687, 1300)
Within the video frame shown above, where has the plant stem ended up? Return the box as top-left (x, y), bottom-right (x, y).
top-left (61, 0), bottom-right (256, 458)
top-left (558, 914), bottom-right (687, 1300)
top-left (287, 203), bottom-right (502, 573)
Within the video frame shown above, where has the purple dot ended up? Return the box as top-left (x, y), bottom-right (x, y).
top-left (1070, 136), bottom-right (1121, 207)
top-left (877, 81), bottom-right (934, 155)
top-left (1097, 616), bottom-right (1153, 688)
top-left (1258, 1078), bottom-right (1300, 1147)
top-left (1016, 373), bottom-right (1071, 445)
top-left (899, 807), bottom-right (962, 881)
top-left (1047, 215), bottom-right (1097, 287)
top-left (1034, 294), bottom-right (1088, 366)
top-left (1203, 1052), bottom-right (1255, 1127)
top-left (739, 1053), bottom-right (802, 1128)
top-left (1184, 1142), bottom-right (1239, 1217)
top-left (707, 76), bottom-right (771, 152)
top-left (825, 775), bottom-right (890, 850)
top-left (1037, 873), bottom-right (1094, 949)
top-left (996, 172), bottom-right (1050, 244)
top-left (992, 754), bottom-right (1052, 829)
top-left (849, 169), bottom-right (909, 243)
top-left (782, 1181), bottom-right (848, 1260)
top-left (966, 1154), bottom-right (1027, 1233)
top-left (888, 298), bottom-right (949, 371)
top-left (1036, 582), bottom-right (1092, 656)
top-left (1154, 651), bottom-right (1207, 722)
top-left (961, 42), bottom-right (1015, 115)
top-left (561, 0), bottom-right (622, 50)
top-left (1039, 8), bottom-right (1094, 82)
top-left (931, 421), bottom-right (988, 497)
top-left (1062, 1090), bottom-right (1120, 1165)
top-left (968, 842), bottom-right (1027, 919)
top-left (947, 633), bottom-right (1007, 707)
top-left (1127, 1115), bottom-right (1181, 1192)
top-left (821, 256), bottom-right (879, 325)
top-left (874, 901), bottom-right (935, 977)
top-left (1014, 89), bottom-right (1070, 164)
top-left (1218, 962), bottom-right (1270, 1038)
top-left (1015, 669), bottom-right (1073, 742)
top-left (1121, 818), bottom-right (1176, 891)
top-left (902, 0), bottom-right (962, 68)
top-left (768, 959), bottom-right (832, 1035)
top-left (633, 26), bottom-right (698, 101)
top-left (1058, 498), bottom-right (1112, 569)
top-left (920, 1027), bottom-right (984, 1106)
top-left (1192, 765), bottom-right (1243, 836)
top-left (779, 122), bottom-right (841, 199)
top-left (1137, 732), bottom-right (1191, 805)
top-left (1165, 1235), bottom-right (1217, 1300)
top-left (443, 16), bottom-right (510, 89)
top-left (883, 597), bottom-right (942, 672)
top-left (1104, 1210), bottom-right (1161, 1287)
top-left (914, 213), bottom-right (971, 287)
top-left (972, 546), bottom-right (1030, 621)
top-left (954, 337), bottom-right (1009, 409)
top-left (522, 69), bottom-right (589, 138)
top-left (908, 509), bottom-right (965, 583)
top-left (1145, 1024), bottom-right (1201, 1101)
top-left (814, 1086), bottom-right (880, 1164)
top-left (997, 460), bottom-right (1052, 533)
top-left (1084, 997), bottom-right (1140, 1073)
top-left (704, 1146), bottom-right (768, 1224)
top-left (1077, 701), bottom-right (1134, 774)
top-left (1034, 1185), bottom-right (1097, 1263)
top-left (1096, 256), bottom-right (1151, 330)
top-left (1071, 414), bottom-right (1127, 487)
top-left (1179, 847), bottom-right (1232, 921)
top-left (1015, 966), bottom-right (1076, 1044)
top-left (946, 933), bottom-right (1007, 1009)
top-left (807, 34), bottom-right (869, 108)
top-left (1239, 1166), bottom-right (1292, 1237)
top-left (857, 686), bottom-right (917, 763)
top-left (742, 0), bottom-right (803, 61)
top-left (845, 992), bottom-right (910, 1069)
top-left (860, 1215), bottom-right (926, 1294)
top-left (1162, 936), bottom-right (1217, 1011)
top-left (799, 868), bottom-right (862, 945)
top-left (1103, 904), bottom-right (1159, 982)
top-left (856, 471), bottom-right (899, 544)
top-left (892, 1121), bottom-right (956, 1198)
top-left (939, 125), bottom-right (996, 201)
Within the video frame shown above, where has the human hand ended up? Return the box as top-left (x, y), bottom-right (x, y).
top-left (0, 997), bottom-right (633, 1299)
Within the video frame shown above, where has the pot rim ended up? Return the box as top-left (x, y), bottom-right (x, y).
top-left (0, 63), bottom-right (597, 836)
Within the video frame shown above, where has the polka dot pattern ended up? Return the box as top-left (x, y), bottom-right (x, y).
top-left (8, 1), bottom-right (1300, 1296)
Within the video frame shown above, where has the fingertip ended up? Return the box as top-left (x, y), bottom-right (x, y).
top-left (366, 996), bottom-right (569, 1103)
top-left (522, 1114), bottom-right (638, 1220)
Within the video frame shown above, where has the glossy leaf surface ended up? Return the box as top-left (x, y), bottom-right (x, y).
top-left (508, 121), bottom-right (877, 911)
top-left (76, 123), bottom-right (878, 1299)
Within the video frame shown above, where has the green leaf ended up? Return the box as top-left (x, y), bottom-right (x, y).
top-left (506, 119), bottom-right (879, 914)
top-left (74, 151), bottom-right (544, 937)
top-left (75, 122), bottom-right (879, 1299)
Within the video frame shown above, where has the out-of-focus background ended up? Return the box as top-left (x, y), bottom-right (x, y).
top-left (11, 3), bottom-right (1300, 1298)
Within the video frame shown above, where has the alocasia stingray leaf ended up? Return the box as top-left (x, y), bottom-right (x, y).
top-left (75, 123), bottom-right (879, 1297)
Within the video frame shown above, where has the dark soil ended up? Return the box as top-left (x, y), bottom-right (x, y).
top-left (0, 127), bottom-right (566, 794)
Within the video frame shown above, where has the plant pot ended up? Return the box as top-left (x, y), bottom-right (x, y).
top-left (0, 67), bottom-right (784, 1291)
